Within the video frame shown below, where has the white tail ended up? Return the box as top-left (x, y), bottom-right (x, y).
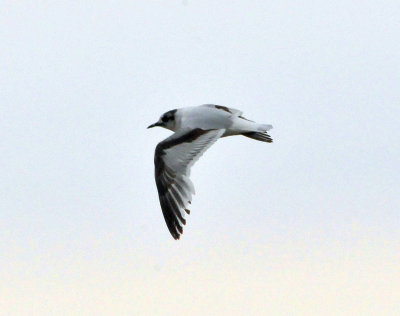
top-left (258, 124), bottom-right (273, 132)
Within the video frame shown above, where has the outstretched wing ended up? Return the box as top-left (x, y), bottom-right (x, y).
top-left (154, 128), bottom-right (225, 239)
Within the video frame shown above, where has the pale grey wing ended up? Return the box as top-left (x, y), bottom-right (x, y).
top-left (154, 128), bottom-right (225, 240)
top-left (201, 104), bottom-right (243, 116)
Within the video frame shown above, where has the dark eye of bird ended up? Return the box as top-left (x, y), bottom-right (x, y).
top-left (162, 116), bottom-right (168, 123)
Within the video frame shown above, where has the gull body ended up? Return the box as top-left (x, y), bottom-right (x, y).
top-left (148, 104), bottom-right (273, 239)
top-left (149, 104), bottom-right (272, 136)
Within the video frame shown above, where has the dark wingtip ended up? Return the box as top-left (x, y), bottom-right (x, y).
top-left (171, 229), bottom-right (181, 240)
top-left (177, 225), bottom-right (183, 234)
top-left (185, 208), bottom-right (190, 214)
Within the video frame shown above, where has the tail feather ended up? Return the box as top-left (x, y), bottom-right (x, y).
top-left (242, 131), bottom-right (273, 143)
top-left (257, 124), bottom-right (273, 132)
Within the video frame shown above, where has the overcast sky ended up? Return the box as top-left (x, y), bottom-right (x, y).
top-left (1, 1), bottom-right (399, 315)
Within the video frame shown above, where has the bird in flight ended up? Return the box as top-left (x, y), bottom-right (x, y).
top-left (148, 104), bottom-right (273, 240)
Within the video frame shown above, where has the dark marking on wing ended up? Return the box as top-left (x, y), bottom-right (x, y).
top-left (215, 105), bottom-right (232, 113)
top-left (155, 128), bottom-right (207, 157)
top-left (238, 115), bottom-right (254, 122)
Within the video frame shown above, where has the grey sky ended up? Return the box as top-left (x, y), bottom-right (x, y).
top-left (1, 1), bottom-right (399, 314)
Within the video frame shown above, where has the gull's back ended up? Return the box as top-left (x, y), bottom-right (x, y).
top-left (175, 104), bottom-right (268, 136)
top-left (176, 105), bottom-right (235, 131)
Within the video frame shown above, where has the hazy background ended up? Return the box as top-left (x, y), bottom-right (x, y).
top-left (1, 1), bottom-right (399, 315)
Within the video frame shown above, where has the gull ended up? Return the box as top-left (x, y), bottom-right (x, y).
top-left (147, 104), bottom-right (273, 240)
